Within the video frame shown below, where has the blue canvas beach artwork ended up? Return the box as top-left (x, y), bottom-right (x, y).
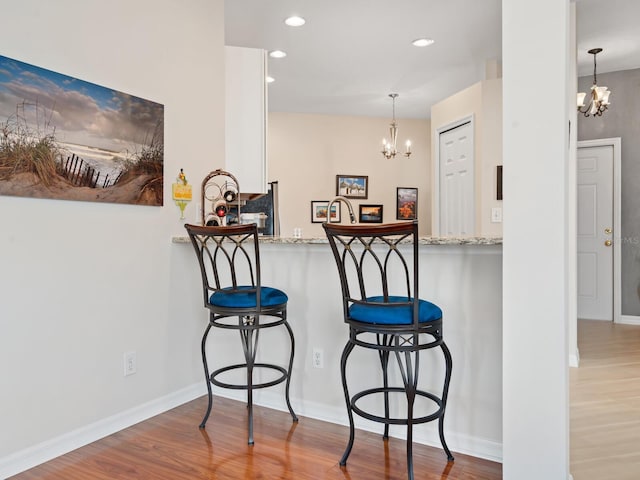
top-left (0, 54), bottom-right (164, 205)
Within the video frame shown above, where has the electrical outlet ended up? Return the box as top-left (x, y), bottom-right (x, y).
top-left (312, 348), bottom-right (324, 369)
top-left (124, 351), bottom-right (137, 376)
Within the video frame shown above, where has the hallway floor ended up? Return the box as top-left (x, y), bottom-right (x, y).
top-left (570, 319), bottom-right (640, 479)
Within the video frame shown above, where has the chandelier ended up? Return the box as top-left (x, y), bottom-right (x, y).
top-left (381, 93), bottom-right (411, 159)
top-left (577, 48), bottom-right (611, 117)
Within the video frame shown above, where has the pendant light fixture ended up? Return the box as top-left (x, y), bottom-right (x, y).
top-left (381, 93), bottom-right (411, 159)
top-left (577, 48), bottom-right (611, 118)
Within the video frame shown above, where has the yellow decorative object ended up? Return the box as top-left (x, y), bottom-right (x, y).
top-left (172, 169), bottom-right (192, 219)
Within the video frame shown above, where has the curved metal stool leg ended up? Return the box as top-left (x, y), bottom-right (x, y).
top-left (394, 339), bottom-right (419, 480)
top-left (283, 319), bottom-right (299, 422)
top-left (199, 323), bottom-right (214, 429)
top-left (378, 334), bottom-right (391, 440)
top-left (439, 341), bottom-right (454, 461)
top-left (339, 338), bottom-right (356, 466)
top-left (240, 321), bottom-right (258, 445)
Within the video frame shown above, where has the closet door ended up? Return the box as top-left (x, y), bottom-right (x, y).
top-left (439, 120), bottom-right (474, 236)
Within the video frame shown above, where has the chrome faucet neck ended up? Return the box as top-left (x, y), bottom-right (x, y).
top-left (327, 196), bottom-right (356, 224)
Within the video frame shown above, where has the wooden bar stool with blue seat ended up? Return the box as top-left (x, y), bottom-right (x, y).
top-left (322, 220), bottom-right (454, 479)
top-left (184, 223), bottom-right (298, 445)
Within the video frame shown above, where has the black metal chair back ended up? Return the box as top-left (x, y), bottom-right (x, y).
top-left (187, 223), bottom-right (260, 312)
top-left (323, 221), bottom-right (442, 339)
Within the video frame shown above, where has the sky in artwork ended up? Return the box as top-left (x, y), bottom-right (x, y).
top-left (0, 54), bottom-right (163, 157)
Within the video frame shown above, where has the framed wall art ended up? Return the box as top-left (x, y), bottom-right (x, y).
top-left (0, 54), bottom-right (164, 206)
top-left (396, 187), bottom-right (417, 220)
top-left (310, 200), bottom-right (341, 223)
top-left (359, 204), bottom-right (383, 223)
top-left (336, 174), bottom-right (368, 199)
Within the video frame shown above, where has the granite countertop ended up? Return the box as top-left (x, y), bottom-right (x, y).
top-left (172, 235), bottom-right (502, 245)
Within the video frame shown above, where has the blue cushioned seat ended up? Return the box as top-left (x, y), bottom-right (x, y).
top-left (349, 295), bottom-right (442, 325)
top-left (210, 285), bottom-right (288, 309)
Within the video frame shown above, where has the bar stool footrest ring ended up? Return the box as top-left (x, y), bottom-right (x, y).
top-left (210, 363), bottom-right (289, 390)
top-left (351, 386), bottom-right (444, 425)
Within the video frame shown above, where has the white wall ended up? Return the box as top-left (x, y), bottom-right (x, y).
top-left (0, 0), bottom-right (223, 474)
top-left (268, 112), bottom-right (432, 237)
top-left (502, 0), bottom-right (571, 479)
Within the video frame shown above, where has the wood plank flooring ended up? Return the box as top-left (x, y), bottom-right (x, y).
top-left (570, 319), bottom-right (640, 480)
top-left (11, 319), bottom-right (640, 479)
top-left (10, 395), bottom-right (501, 479)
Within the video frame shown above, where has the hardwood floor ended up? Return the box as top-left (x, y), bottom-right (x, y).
top-left (12, 319), bottom-right (639, 479)
top-left (10, 395), bottom-right (501, 479)
top-left (570, 319), bottom-right (640, 480)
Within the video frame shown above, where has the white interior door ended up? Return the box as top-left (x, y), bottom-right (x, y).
top-left (439, 121), bottom-right (474, 236)
top-left (577, 144), bottom-right (614, 321)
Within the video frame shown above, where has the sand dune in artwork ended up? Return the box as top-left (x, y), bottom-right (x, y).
top-left (0, 172), bottom-right (162, 206)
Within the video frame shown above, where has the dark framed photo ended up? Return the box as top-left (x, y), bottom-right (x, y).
top-left (396, 187), bottom-right (418, 220)
top-left (359, 204), bottom-right (383, 223)
top-left (310, 200), bottom-right (341, 223)
top-left (336, 174), bottom-right (368, 199)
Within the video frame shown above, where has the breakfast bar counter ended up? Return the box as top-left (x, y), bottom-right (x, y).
top-left (171, 235), bottom-right (502, 246)
top-left (171, 233), bottom-right (503, 461)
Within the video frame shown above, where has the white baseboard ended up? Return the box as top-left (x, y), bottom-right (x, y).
top-left (219, 388), bottom-right (503, 463)
top-left (0, 382), bottom-right (206, 479)
top-left (1, 383), bottom-right (503, 478)
top-left (569, 347), bottom-right (580, 368)
top-left (618, 315), bottom-right (640, 325)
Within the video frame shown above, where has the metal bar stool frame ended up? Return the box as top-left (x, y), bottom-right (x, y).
top-left (185, 223), bottom-right (298, 445)
top-left (323, 221), bottom-right (454, 480)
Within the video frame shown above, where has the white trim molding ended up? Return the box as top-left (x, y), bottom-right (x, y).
top-left (619, 315), bottom-right (640, 326)
top-left (569, 348), bottom-right (580, 368)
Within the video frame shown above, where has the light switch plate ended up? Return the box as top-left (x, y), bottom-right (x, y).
top-left (491, 207), bottom-right (503, 223)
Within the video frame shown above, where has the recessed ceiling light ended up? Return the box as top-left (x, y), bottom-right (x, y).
top-left (269, 50), bottom-right (287, 59)
top-left (266, 76), bottom-right (275, 83)
top-left (412, 38), bottom-right (435, 47)
top-left (284, 16), bottom-right (305, 27)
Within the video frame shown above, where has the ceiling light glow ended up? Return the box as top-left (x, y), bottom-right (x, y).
top-left (266, 76), bottom-right (275, 83)
top-left (284, 16), bottom-right (305, 27)
top-left (412, 38), bottom-right (435, 47)
top-left (269, 50), bottom-right (287, 58)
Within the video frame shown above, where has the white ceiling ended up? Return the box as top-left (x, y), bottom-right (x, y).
top-left (225, 0), bottom-right (640, 120)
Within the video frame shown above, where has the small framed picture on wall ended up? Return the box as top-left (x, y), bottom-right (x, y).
top-left (396, 187), bottom-right (418, 220)
top-left (310, 200), bottom-right (341, 223)
top-left (359, 204), bottom-right (383, 223)
top-left (336, 174), bottom-right (368, 199)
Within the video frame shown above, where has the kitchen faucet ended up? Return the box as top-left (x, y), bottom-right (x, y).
top-left (327, 196), bottom-right (356, 224)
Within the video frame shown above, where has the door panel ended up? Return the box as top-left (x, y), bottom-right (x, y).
top-left (577, 145), bottom-right (614, 320)
top-left (439, 121), bottom-right (474, 236)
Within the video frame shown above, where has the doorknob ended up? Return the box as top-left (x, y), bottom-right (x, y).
top-left (604, 239), bottom-right (612, 247)
top-left (604, 227), bottom-right (612, 235)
